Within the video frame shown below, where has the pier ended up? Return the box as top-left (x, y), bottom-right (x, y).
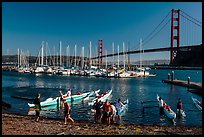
top-left (162, 79), bottom-right (202, 90)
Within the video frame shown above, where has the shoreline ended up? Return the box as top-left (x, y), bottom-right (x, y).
top-left (2, 112), bottom-right (202, 135)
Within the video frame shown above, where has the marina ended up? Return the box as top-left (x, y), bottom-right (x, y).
top-left (2, 69), bottom-right (202, 126)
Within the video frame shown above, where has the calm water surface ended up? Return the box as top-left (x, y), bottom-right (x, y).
top-left (2, 69), bottom-right (202, 126)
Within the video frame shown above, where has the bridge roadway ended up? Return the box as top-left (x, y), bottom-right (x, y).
top-left (91, 45), bottom-right (201, 59)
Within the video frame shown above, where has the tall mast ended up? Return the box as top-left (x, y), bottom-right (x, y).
top-left (89, 41), bottom-right (92, 67)
top-left (68, 45), bottom-right (70, 67)
top-left (53, 46), bottom-right (55, 66)
top-left (41, 41), bottom-right (44, 66)
top-left (112, 42), bottom-right (114, 66)
top-left (105, 50), bottom-right (107, 69)
top-left (17, 48), bottom-right (19, 68)
top-left (74, 44), bottom-right (77, 67)
top-left (81, 46), bottom-right (84, 68)
top-left (27, 50), bottom-right (29, 67)
top-left (56, 52), bottom-right (58, 66)
top-left (123, 42), bottom-right (125, 69)
top-left (118, 45), bottom-right (119, 68)
top-left (59, 41), bottom-right (62, 66)
top-left (45, 42), bottom-right (48, 66)
top-left (66, 46), bottom-right (68, 67)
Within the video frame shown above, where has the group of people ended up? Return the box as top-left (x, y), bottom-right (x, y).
top-left (158, 96), bottom-right (183, 115)
top-left (33, 88), bottom-right (74, 125)
top-left (93, 98), bottom-right (127, 125)
top-left (33, 89), bottom-right (128, 126)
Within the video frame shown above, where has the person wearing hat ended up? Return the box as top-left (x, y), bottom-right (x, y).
top-left (63, 99), bottom-right (74, 125)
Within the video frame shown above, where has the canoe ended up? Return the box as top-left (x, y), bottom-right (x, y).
top-left (156, 94), bottom-right (176, 120)
top-left (176, 109), bottom-right (186, 117)
top-left (117, 99), bottom-right (128, 116)
top-left (83, 89), bottom-right (100, 101)
top-left (28, 90), bottom-right (95, 108)
top-left (192, 96), bottom-right (202, 111)
top-left (28, 97), bottom-right (57, 108)
top-left (88, 89), bottom-right (112, 106)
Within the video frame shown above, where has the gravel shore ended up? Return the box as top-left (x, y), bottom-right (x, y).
top-left (2, 113), bottom-right (202, 135)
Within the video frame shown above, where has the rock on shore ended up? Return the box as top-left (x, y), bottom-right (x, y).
top-left (2, 113), bottom-right (202, 135)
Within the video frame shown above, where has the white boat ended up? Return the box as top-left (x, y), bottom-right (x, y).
top-left (192, 96), bottom-right (202, 111)
top-left (28, 90), bottom-right (95, 108)
top-left (35, 66), bottom-right (45, 74)
top-left (83, 89), bottom-right (100, 101)
top-left (134, 39), bottom-right (150, 77)
top-left (46, 67), bottom-right (54, 74)
top-left (156, 94), bottom-right (176, 120)
top-left (118, 71), bottom-right (131, 78)
top-left (88, 89), bottom-right (112, 106)
top-left (176, 109), bottom-right (186, 117)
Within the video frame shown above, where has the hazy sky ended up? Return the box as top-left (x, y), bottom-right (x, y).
top-left (2, 2), bottom-right (202, 62)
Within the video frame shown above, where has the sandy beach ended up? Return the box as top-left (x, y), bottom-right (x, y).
top-left (2, 112), bottom-right (202, 135)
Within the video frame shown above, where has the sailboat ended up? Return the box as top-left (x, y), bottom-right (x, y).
top-left (34, 41), bottom-right (46, 74)
top-left (135, 38), bottom-right (150, 77)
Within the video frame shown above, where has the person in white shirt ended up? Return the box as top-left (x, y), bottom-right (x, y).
top-left (159, 97), bottom-right (164, 114)
top-left (115, 99), bottom-right (127, 124)
top-left (66, 89), bottom-right (71, 97)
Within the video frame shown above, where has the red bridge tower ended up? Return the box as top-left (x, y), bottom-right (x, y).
top-left (170, 9), bottom-right (180, 64)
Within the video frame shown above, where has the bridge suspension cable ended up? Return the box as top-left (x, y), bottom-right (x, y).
top-left (180, 10), bottom-right (202, 24)
top-left (130, 11), bottom-right (172, 52)
top-left (180, 10), bottom-right (202, 28)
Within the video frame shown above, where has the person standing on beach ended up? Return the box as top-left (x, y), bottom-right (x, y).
top-left (33, 93), bottom-right (41, 122)
top-left (63, 99), bottom-right (74, 125)
top-left (115, 99), bottom-right (127, 124)
top-left (177, 98), bottom-right (183, 115)
top-left (59, 90), bottom-right (64, 109)
top-left (93, 99), bottom-right (103, 123)
top-left (102, 100), bottom-right (113, 125)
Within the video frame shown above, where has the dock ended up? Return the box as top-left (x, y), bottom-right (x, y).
top-left (162, 79), bottom-right (202, 90)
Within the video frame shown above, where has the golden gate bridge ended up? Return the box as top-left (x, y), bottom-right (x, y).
top-left (91, 9), bottom-right (202, 67)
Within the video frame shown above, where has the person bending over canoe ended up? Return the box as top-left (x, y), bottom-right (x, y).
top-left (102, 100), bottom-right (113, 125)
top-left (115, 99), bottom-right (127, 124)
top-left (110, 102), bottom-right (117, 124)
top-left (93, 99), bottom-right (103, 123)
top-left (33, 93), bottom-right (41, 122)
top-left (63, 99), bottom-right (74, 125)
top-left (158, 97), bottom-right (164, 114)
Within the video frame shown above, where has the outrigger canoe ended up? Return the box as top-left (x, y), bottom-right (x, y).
top-left (157, 94), bottom-right (176, 120)
top-left (28, 90), bottom-right (99, 108)
top-left (192, 96), bottom-right (202, 111)
top-left (88, 89), bottom-right (112, 106)
top-left (83, 89), bottom-right (100, 101)
top-left (176, 109), bottom-right (186, 118)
